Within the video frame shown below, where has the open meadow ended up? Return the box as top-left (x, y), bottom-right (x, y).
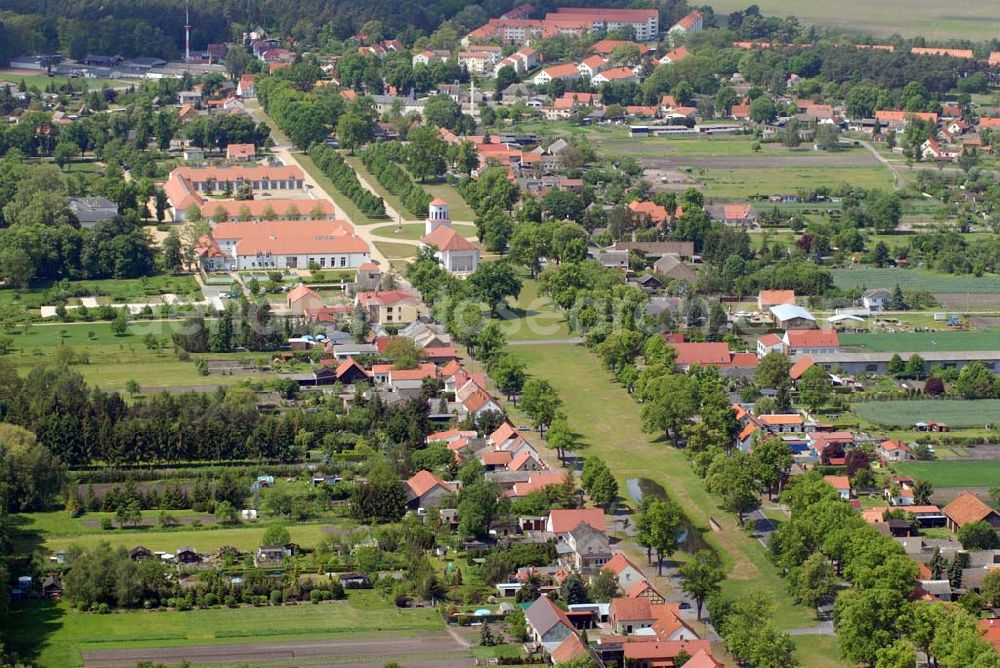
top-left (705, 0), bottom-right (999, 39)
top-left (852, 399), bottom-right (1000, 428)
top-left (7, 592), bottom-right (446, 668)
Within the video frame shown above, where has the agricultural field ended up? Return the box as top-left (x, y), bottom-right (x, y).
top-left (852, 399), bottom-right (1000, 428)
top-left (706, 0), bottom-right (999, 39)
top-left (892, 460), bottom-right (1000, 488)
top-left (831, 267), bottom-right (1000, 294)
top-left (839, 331), bottom-right (1000, 352)
top-left (7, 592), bottom-right (446, 668)
top-left (695, 165), bottom-right (893, 199)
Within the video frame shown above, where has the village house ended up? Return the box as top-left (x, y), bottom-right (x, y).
top-left (824, 475), bottom-right (852, 500)
top-left (532, 63), bottom-right (582, 85)
top-left (668, 10), bottom-right (704, 41)
top-left (862, 288), bottom-right (892, 311)
top-left (770, 304), bottom-right (817, 330)
top-left (354, 290), bottom-right (420, 326)
top-left (602, 553), bottom-right (647, 593)
top-left (524, 595), bottom-right (575, 650)
top-left (286, 285), bottom-right (324, 315)
top-left (783, 329), bottom-right (839, 357)
top-left (877, 439), bottom-right (913, 462)
top-left (68, 196), bottom-right (119, 229)
top-left (758, 289), bottom-right (796, 311)
top-left (562, 521), bottom-right (612, 573)
top-left (226, 143), bottom-right (256, 161)
top-left (405, 470), bottom-right (458, 511)
top-left (943, 492), bottom-right (1000, 532)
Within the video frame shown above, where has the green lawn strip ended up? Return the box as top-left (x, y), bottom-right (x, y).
top-left (852, 399), bottom-right (1000, 428)
top-left (696, 166), bottom-right (893, 199)
top-left (8, 594), bottom-right (443, 668)
top-left (892, 460), bottom-right (1000, 488)
top-left (373, 241), bottom-right (418, 260)
top-left (840, 331), bottom-right (1000, 352)
top-left (370, 222), bottom-right (477, 241)
top-left (0, 72), bottom-right (121, 90)
top-left (831, 267), bottom-right (1000, 293)
top-left (342, 155), bottom-right (419, 221)
top-left (189, 650), bottom-right (471, 668)
top-left (38, 521), bottom-right (333, 555)
top-left (790, 635), bottom-right (851, 667)
top-left (501, 278), bottom-right (570, 341)
top-left (0, 275), bottom-right (201, 310)
top-left (290, 149), bottom-right (383, 226)
top-left (505, 343), bottom-right (812, 629)
top-left (420, 181), bottom-right (476, 221)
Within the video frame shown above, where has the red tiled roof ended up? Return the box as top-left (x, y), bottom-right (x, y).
top-left (758, 333), bottom-right (782, 347)
top-left (880, 439), bottom-right (911, 452)
top-left (626, 580), bottom-right (661, 599)
top-left (212, 220), bottom-right (369, 256)
top-left (823, 475), bottom-right (850, 491)
top-left (673, 10), bottom-right (703, 30)
top-left (911, 47), bottom-right (973, 58)
top-left (406, 470), bottom-right (451, 498)
top-left (760, 414), bottom-right (803, 426)
top-left (789, 355), bottom-right (816, 380)
top-left (421, 225), bottom-right (477, 252)
top-left (604, 552), bottom-right (643, 576)
top-left (758, 289), bottom-right (796, 306)
top-left (671, 342), bottom-right (731, 366)
top-left (509, 472), bottom-right (565, 497)
top-left (785, 329), bottom-right (839, 349)
top-left (628, 200), bottom-right (669, 224)
top-left (623, 640), bottom-right (711, 661)
top-left (200, 198), bottom-right (335, 220)
top-left (876, 110), bottom-right (938, 124)
top-left (490, 422), bottom-right (518, 446)
top-left (550, 633), bottom-right (589, 663)
top-left (685, 649), bottom-right (724, 668)
top-left (943, 492), bottom-right (999, 528)
top-left (480, 450), bottom-right (513, 466)
top-left (287, 285), bottom-right (321, 303)
top-left (356, 290), bottom-right (419, 306)
top-left (610, 597), bottom-right (652, 622)
top-left (335, 357), bottom-right (369, 380)
top-left (509, 450), bottom-right (538, 471)
top-left (549, 508), bottom-right (606, 533)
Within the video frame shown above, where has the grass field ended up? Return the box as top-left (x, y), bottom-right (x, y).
top-left (853, 399), bottom-right (1000, 428)
top-left (501, 279), bottom-right (570, 341)
top-left (373, 240), bottom-right (419, 260)
top-left (840, 331), bottom-right (1000, 352)
top-left (421, 181), bottom-right (476, 221)
top-left (506, 343), bottom-right (813, 629)
top-left (344, 155), bottom-right (427, 222)
top-left (370, 222), bottom-right (477, 241)
top-left (892, 460), bottom-right (1000, 488)
top-left (705, 0), bottom-right (999, 39)
top-left (696, 166), bottom-right (893, 198)
top-left (791, 635), bottom-right (850, 668)
top-left (831, 267), bottom-right (1000, 294)
top-left (6, 592), bottom-right (442, 668)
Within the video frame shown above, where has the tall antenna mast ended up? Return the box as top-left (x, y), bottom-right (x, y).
top-left (184, 0), bottom-right (192, 63)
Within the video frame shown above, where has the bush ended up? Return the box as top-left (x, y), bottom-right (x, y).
top-left (360, 142), bottom-right (433, 218)
top-left (203, 593), bottom-right (218, 607)
top-left (308, 145), bottom-right (386, 218)
top-left (270, 590), bottom-right (282, 606)
top-left (310, 589), bottom-right (322, 604)
top-left (331, 582), bottom-right (346, 600)
top-left (100, 517), bottom-right (114, 530)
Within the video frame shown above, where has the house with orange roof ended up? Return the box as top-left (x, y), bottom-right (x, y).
top-left (592, 66), bottom-right (639, 85)
top-left (550, 633), bottom-right (592, 664)
top-left (201, 220), bottom-right (370, 271)
top-left (462, 388), bottom-right (503, 420)
top-left (603, 553), bottom-right (647, 591)
top-left (684, 649), bottom-right (725, 668)
top-left (980, 619), bottom-right (1000, 653)
top-left (621, 639), bottom-right (714, 667)
top-left (668, 10), bottom-right (703, 40)
top-left (877, 439), bottom-right (913, 462)
top-left (670, 342), bottom-right (732, 369)
top-left (426, 428), bottom-right (478, 444)
top-left (532, 63), bottom-right (581, 85)
top-left (610, 597), bottom-right (656, 634)
top-left (824, 475), bottom-right (852, 500)
top-left (876, 110), bottom-right (938, 131)
top-left (479, 449), bottom-right (513, 471)
top-left (547, 508), bottom-right (606, 534)
top-left (712, 202), bottom-right (756, 227)
top-left (354, 290), bottom-right (420, 326)
top-left (419, 199), bottom-right (479, 273)
top-left (783, 329), bottom-right (839, 356)
top-left (789, 355), bottom-right (817, 381)
top-left (943, 492), bottom-right (1000, 532)
top-left (758, 289), bottom-right (796, 311)
top-left (404, 470), bottom-right (457, 510)
top-left (510, 449), bottom-right (544, 472)
top-left (628, 200), bottom-right (670, 226)
top-left (577, 54), bottom-right (608, 79)
top-left (758, 413), bottom-right (806, 432)
top-left (286, 285), bottom-right (323, 315)
top-left (626, 580), bottom-right (665, 604)
top-left (659, 46), bottom-right (690, 64)
top-left (508, 471), bottom-right (566, 497)
top-left (333, 357), bottom-right (370, 385)
top-left (756, 333), bottom-right (784, 358)
top-left (226, 143), bottom-right (256, 161)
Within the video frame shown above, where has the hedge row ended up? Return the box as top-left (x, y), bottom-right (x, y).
top-left (360, 142), bottom-right (433, 219)
top-left (308, 144), bottom-right (386, 218)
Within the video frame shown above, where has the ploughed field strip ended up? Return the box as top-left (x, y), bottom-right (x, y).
top-left (83, 634), bottom-right (472, 667)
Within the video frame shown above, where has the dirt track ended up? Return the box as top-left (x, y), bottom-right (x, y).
top-left (638, 154), bottom-right (879, 169)
top-left (83, 634), bottom-right (474, 667)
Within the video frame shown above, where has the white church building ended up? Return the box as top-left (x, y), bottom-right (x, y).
top-left (419, 198), bottom-right (479, 274)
